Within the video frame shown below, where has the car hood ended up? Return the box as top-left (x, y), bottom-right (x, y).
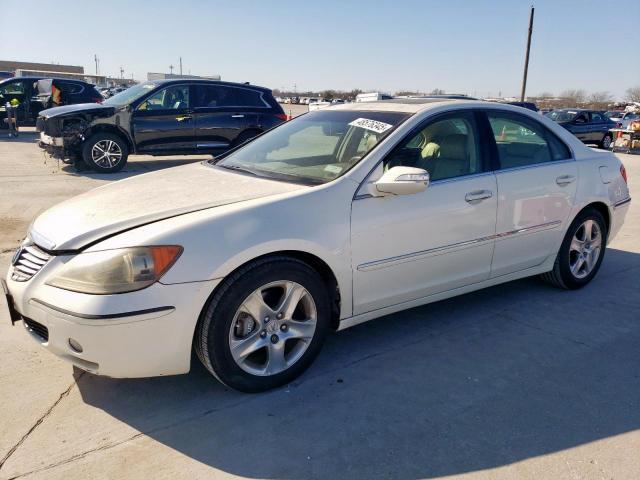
top-left (39, 103), bottom-right (115, 119)
top-left (29, 162), bottom-right (307, 251)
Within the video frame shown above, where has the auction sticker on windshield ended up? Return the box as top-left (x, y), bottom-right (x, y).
top-left (349, 118), bottom-right (393, 134)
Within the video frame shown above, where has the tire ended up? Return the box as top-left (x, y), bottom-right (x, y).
top-left (540, 208), bottom-right (607, 289)
top-left (194, 256), bottom-right (330, 392)
top-left (82, 133), bottom-right (128, 173)
top-left (599, 133), bottom-right (612, 150)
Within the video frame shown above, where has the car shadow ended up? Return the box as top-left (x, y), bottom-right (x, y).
top-left (75, 248), bottom-right (640, 479)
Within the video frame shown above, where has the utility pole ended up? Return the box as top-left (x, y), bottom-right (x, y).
top-left (120, 67), bottom-right (124, 79)
top-left (179, 57), bottom-right (183, 76)
top-left (520, 5), bottom-right (535, 102)
top-left (169, 64), bottom-right (174, 75)
top-left (94, 54), bottom-right (99, 76)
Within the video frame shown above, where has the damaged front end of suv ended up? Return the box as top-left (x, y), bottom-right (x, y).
top-left (37, 103), bottom-right (132, 172)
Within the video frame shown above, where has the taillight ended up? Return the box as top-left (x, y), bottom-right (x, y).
top-left (275, 113), bottom-right (288, 121)
top-left (620, 164), bottom-right (628, 184)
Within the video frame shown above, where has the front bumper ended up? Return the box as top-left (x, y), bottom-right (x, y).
top-left (38, 132), bottom-right (66, 159)
top-left (5, 261), bottom-right (220, 378)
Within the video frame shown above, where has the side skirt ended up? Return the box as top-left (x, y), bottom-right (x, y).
top-left (337, 255), bottom-right (556, 331)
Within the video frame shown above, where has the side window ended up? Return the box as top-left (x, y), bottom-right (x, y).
top-left (0, 81), bottom-right (25, 95)
top-left (384, 113), bottom-right (481, 182)
top-left (488, 113), bottom-right (563, 168)
top-left (590, 112), bottom-right (604, 123)
top-left (574, 113), bottom-right (588, 123)
top-left (57, 82), bottom-right (83, 94)
top-left (234, 88), bottom-right (268, 108)
top-left (138, 85), bottom-right (189, 111)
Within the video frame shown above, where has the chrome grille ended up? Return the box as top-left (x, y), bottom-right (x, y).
top-left (11, 244), bottom-right (51, 282)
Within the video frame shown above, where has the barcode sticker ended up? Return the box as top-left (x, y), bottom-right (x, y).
top-left (348, 118), bottom-right (393, 134)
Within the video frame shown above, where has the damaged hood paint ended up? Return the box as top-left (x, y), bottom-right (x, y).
top-left (39, 103), bottom-right (116, 119)
top-left (30, 162), bottom-right (307, 251)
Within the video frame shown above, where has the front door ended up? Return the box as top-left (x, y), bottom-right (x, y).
top-left (570, 112), bottom-right (590, 142)
top-left (351, 111), bottom-right (497, 315)
top-left (131, 84), bottom-right (196, 153)
top-left (483, 110), bottom-right (578, 277)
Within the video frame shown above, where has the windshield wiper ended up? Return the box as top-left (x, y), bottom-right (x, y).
top-left (217, 164), bottom-right (262, 177)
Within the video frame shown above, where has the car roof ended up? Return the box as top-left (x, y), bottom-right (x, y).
top-left (150, 79), bottom-right (272, 92)
top-left (0, 76), bottom-right (90, 84)
top-left (329, 98), bottom-right (518, 114)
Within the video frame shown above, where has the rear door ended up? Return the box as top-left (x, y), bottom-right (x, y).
top-left (588, 112), bottom-right (608, 143)
top-left (131, 83), bottom-right (196, 153)
top-left (483, 110), bottom-right (577, 277)
top-left (193, 84), bottom-right (264, 153)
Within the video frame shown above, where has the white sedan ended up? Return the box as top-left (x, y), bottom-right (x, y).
top-left (4, 100), bottom-right (631, 392)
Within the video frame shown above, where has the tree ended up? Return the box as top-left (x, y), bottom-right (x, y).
top-left (560, 89), bottom-right (587, 106)
top-left (626, 86), bottom-right (640, 103)
top-left (430, 88), bottom-right (445, 95)
top-left (395, 90), bottom-right (421, 97)
top-left (537, 91), bottom-right (553, 98)
top-left (588, 91), bottom-right (613, 105)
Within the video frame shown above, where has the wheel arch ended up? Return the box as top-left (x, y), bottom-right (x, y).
top-left (86, 124), bottom-right (134, 151)
top-left (576, 201), bottom-right (611, 236)
top-left (198, 250), bottom-right (342, 332)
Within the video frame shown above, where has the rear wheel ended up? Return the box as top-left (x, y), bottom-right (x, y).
top-left (82, 133), bottom-right (128, 173)
top-left (194, 256), bottom-right (330, 392)
top-left (599, 133), bottom-right (612, 150)
top-left (540, 208), bottom-right (606, 289)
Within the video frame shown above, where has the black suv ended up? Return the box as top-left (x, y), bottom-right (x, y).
top-left (0, 76), bottom-right (102, 127)
top-left (37, 79), bottom-right (287, 173)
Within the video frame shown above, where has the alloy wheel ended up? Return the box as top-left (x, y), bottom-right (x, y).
top-left (569, 219), bottom-right (602, 279)
top-left (228, 280), bottom-right (317, 376)
top-left (91, 140), bottom-right (122, 168)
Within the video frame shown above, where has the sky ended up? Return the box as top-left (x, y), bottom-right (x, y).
top-left (2, 0), bottom-right (639, 99)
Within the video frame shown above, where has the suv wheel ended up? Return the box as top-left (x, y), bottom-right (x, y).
top-left (82, 133), bottom-right (128, 173)
top-left (194, 256), bottom-right (330, 392)
top-left (540, 208), bottom-right (607, 289)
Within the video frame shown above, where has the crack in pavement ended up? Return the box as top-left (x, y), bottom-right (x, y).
top-left (0, 372), bottom-right (85, 473)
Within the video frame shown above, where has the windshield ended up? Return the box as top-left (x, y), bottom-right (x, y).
top-left (545, 110), bottom-right (577, 122)
top-left (215, 110), bottom-right (410, 184)
top-left (104, 82), bottom-right (156, 106)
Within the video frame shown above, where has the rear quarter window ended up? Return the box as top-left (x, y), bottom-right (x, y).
top-left (57, 82), bottom-right (84, 94)
top-left (234, 88), bottom-right (269, 108)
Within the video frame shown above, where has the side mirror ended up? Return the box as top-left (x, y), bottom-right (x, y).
top-left (375, 166), bottom-right (430, 196)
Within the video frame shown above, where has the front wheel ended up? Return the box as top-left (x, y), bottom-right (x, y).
top-left (82, 133), bottom-right (128, 173)
top-left (194, 256), bottom-right (330, 392)
top-left (540, 208), bottom-right (607, 289)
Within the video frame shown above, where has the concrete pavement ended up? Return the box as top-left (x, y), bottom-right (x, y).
top-left (0, 131), bottom-right (638, 479)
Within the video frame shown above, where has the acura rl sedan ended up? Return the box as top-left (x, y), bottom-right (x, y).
top-left (4, 99), bottom-right (631, 392)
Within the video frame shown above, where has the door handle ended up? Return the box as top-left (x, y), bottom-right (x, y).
top-left (556, 174), bottom-right (576, 186)
top-left (231, 114), bottom-right (245, 118)
top-left (175, 115), bottom-right (192, 122)
top-left (465, 190), bottom-right (493, 203)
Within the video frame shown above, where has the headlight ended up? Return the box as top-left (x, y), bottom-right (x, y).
top-left (46, 246), bottom-right (182, 294)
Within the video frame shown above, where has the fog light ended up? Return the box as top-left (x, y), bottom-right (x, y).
top-left (68, 338), bottom-right (83, 353)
